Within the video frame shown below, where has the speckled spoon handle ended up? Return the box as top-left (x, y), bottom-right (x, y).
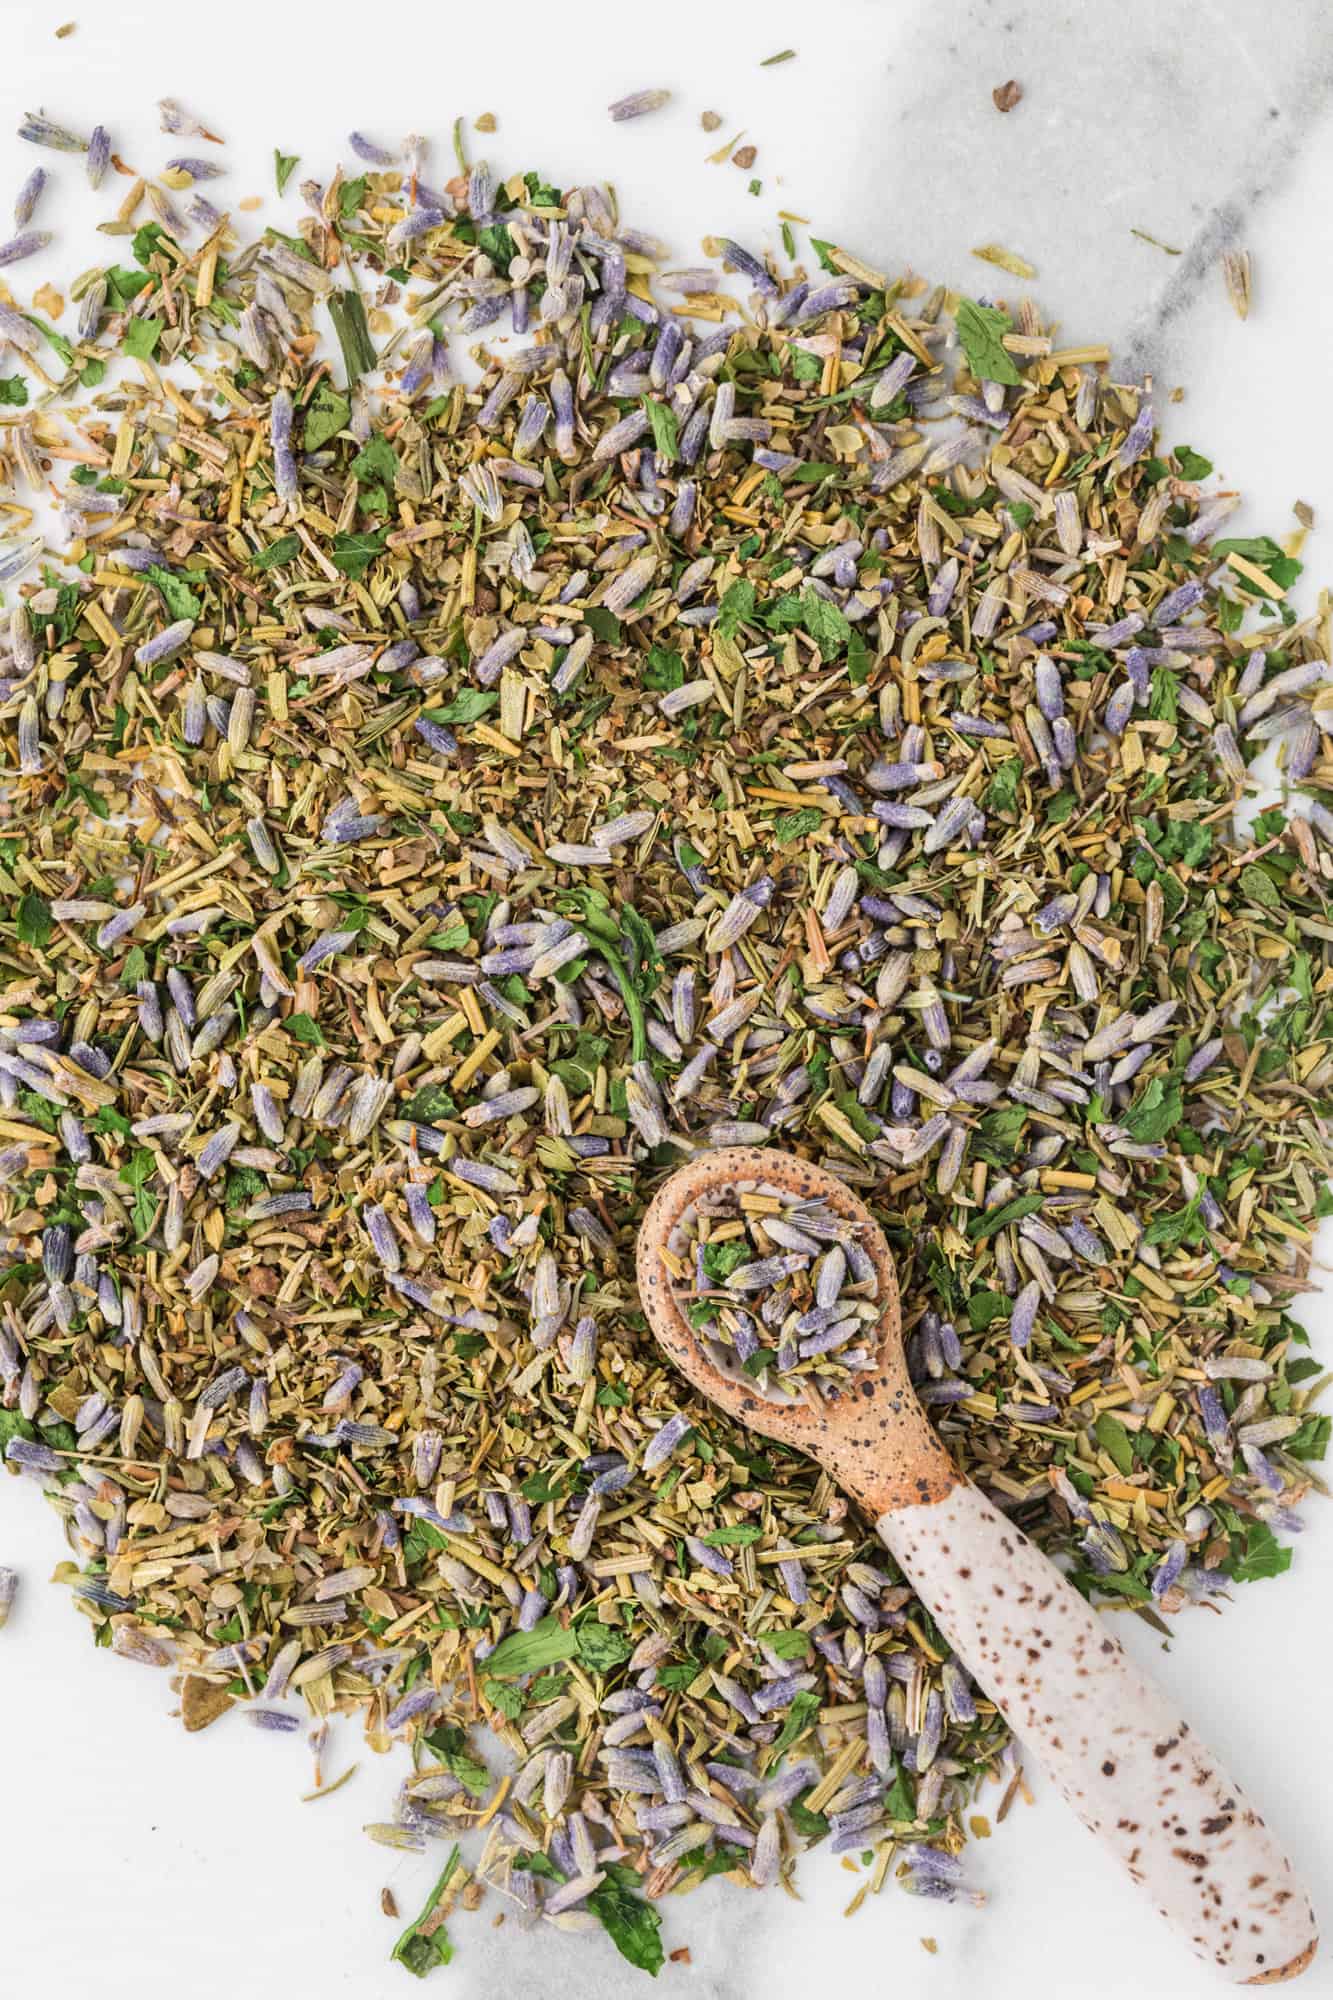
top-left (876, 1483), bottom-right (1317, 1984)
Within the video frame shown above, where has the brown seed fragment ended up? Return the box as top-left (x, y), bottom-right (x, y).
top-left (179, 1678), bottom-right (235, 1732)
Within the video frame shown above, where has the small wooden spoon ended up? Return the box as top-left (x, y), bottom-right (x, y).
top-left (636, 1147), bottom-right (1317, 1985)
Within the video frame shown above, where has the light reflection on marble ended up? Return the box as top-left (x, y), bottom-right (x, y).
top-left (3, 2), bottom-right (1333, 1997)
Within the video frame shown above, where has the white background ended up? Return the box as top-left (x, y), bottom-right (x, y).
top-left (3, 3), bottom-right (1333, 1997)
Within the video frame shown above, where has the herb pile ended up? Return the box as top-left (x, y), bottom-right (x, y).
top-left (0, 102), bottom-right (1329, 1974)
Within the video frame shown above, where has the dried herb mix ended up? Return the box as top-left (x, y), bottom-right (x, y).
top-left (0, 100), bottom-right (1330, 1973)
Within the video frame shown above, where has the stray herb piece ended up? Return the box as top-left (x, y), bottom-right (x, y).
top-left (391, 1848), bottom-right (459, 1977)
top-left (587, 1865), bottom-right (665, 1976)
top-left (954, 298), bottom-right (1021, 386)
top-left (122, 316), bottom-right (162, 360)
top-left (1222, 248), bottom-right (1252, 321)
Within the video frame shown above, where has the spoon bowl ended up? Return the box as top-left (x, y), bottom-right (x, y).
top-left (636, 1144), bottom-right (957, 1514)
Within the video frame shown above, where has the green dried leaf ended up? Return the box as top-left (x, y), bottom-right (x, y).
top-left (225, 1167), bottom-right (267, 1212)
top-left (330, 526), bottom-right (389, 579)
top-left (483, 1678), bottom-right (524, 1719)
top-left (789, 1791), bottom-right (829, 1839)
top-left (642, 645), bottom-right (684, 692)
top-left (484, 1615), bottom-right (579, 1678)
top-left (132, 222), bottom-right (172, 268)
top-left (1239, 863), bottom-right (1282, 911)
top-left (105, 265), bottom-right (152, 306)
top-left (717, 579), bottom-right (755, 639)
top-left (250, 535), bottom-right (301, 569)
top-left (767, 1688), bottom-right (820, 1761)
top-left (1224, 1520), bottom-right (1293, 1584)
top-left (26, 315), bottom-right (74, 367)
top-left (1094, 1413), bottom-right (1135, 1475)
top-left (304, 382), bottom-right (352, 452)
top-left (118, 1149), bottom-right (159, 1238)
top-left (586, 1866), bottom-right (664, 1978)
top-left (424, 690), bottom-right (498, 725)
top-left (1212, 536), bottom-right (1302, 592)
top-left (1173, 446), bottom-right (1213, 480)
top-left (423, 1724), bottom-right (491, 1797)
top-left (476, 223), bottom-right (515, 272)
top-left (16, 893), bottom-right (52, 948)
top-left (123, 316), bottom-right (163, 361)
top-left (643, 398), bottom-right (678, 460)
top-left (390, 1847), bottom-right (459, 1977)
top-left (954, 297), bottom-right (1021, 386)
top-left (351, 434), bottom-right (396, 485)
top-left (1123, 1079), bottom-right (1182, 1144)
top-left (701, 1239), bottom-right (749, 1282)
top-left (146, 564), bottom-right (202, 622)
top-left (968, 1193), bottom-right (1045, 1241)
top-left (285, 1012), bottom-right (327, 1047)
top-left (764, 1629), bottom-right (810, 1658)
top-left (797, 587), bottom-right (850, 659)
top-left (576, 1620), bottom-right (633, 1671)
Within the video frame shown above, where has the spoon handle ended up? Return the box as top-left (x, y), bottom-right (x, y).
top-left (876, 1481), bottom-right (1317, 1984)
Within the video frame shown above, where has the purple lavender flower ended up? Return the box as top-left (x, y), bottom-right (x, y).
top-left (608, 89), bottom-right (672, 121)
top-left (642, 1413), bottom-right (692, 1471)
top-left (1150, 1539), bottom-right (1188, 1599)
top-left (348, 130), bottom-right (397, 165)
top-left (1153, 578), bottom-right (1205, 626)
top-left (6, 1436), bottom-right (61, 1473)
top-left (1117, 398), bottom-right (1155, 468)
top-left (196, 1123), bottom-right (240, 1179)
top-left (270, 387), bottom-right (297, 504)
top-left (0, 230), bottom-right (53, 268)
top-left (87, 126), bottom-right (111, 189)
top-left (18, 113), bottom-right (87, 152)
top-left (1185, 1037), bottom-right (1224, 1083)
top-left (719, 239), bottom-right (779, 297)
top-left (1010, 1280), bottom-right (1041, 1350)
top-left (13, 167), bottom-right (46, 228)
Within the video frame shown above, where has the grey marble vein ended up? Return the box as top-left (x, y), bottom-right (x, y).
top-left (815, 0), bottom-right (1333, 378)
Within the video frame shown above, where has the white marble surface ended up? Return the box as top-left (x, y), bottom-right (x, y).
top-left (3, 2), bottom-right (1333, 1995)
